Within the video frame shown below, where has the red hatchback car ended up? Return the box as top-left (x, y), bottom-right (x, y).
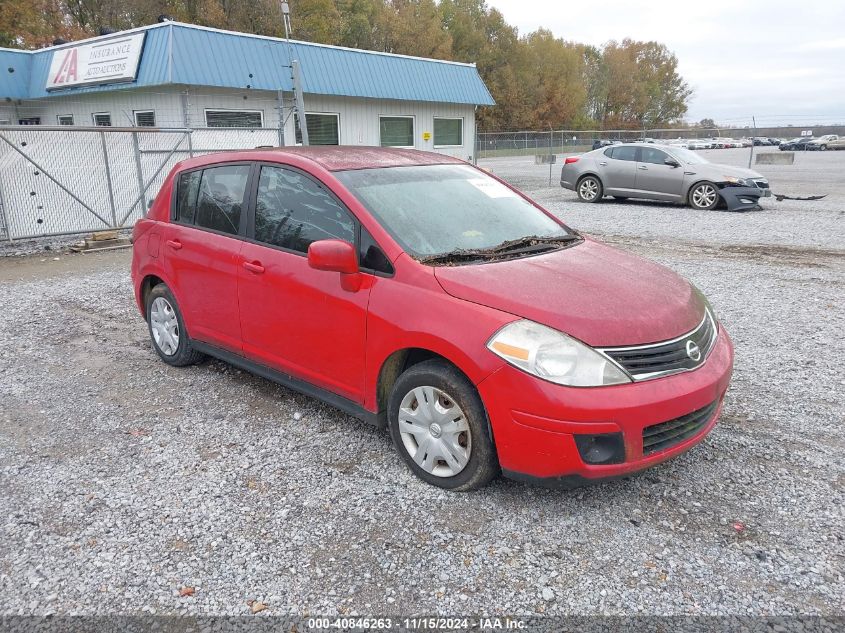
top-left (131, 147), bottom-right (734, 490)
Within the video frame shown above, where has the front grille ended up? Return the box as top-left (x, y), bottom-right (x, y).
top-left (601, 311), bottom-right (717, 380)
top-left (642, 401), bottom-right (718, 455)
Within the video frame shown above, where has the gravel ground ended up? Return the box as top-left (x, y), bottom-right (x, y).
top-left (0, 149), bottom-right (844, 618)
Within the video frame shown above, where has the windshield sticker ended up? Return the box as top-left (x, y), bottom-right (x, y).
top-left (468, 178), bottom-right (519, 199)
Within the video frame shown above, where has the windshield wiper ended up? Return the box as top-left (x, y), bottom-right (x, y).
top-left (417, 233), bottom-right (582, 265)
top-left (487, 233), bottom-right (582, 254)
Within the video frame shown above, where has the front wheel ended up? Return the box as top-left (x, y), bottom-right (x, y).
top-left (688, 182), bottom-right (720, 210)
top-left (388, 360), bottom-right (498, 491)
top-left (577, 175), bottom-right (603, 203)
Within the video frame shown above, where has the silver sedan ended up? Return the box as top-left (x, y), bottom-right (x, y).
top-left (560, 143), bottom-right (771, 211)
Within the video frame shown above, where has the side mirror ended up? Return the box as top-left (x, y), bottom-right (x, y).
top-left (665, 158), bottom-right (680, 168)
top-left (307, 239), bottom-right (359, 274)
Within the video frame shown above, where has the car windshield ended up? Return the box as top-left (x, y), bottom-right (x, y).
top-left (669, 148), bottom-right (709, 165)
top-left (336, 164), bottom-right (572, 258)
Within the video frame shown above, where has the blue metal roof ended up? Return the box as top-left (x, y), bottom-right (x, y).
top-left (0, 49), bottom-right (31, 99)
top-left (0, 22), bottom-right (495, 106)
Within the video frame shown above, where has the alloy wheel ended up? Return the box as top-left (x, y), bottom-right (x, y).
top-left (579, 178), bottom-right (599, 201)
top-left (397, 386), bottom-right (471, 478)
top-left (150, 297), bottom-right (180, 356)
top-left (691, 184), bottom-right (717, 209)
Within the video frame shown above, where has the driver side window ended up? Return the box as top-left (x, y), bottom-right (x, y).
top-left (254, 166), bottom-right (355, 253)
top-left (640, 147), bottom-right (670, 165)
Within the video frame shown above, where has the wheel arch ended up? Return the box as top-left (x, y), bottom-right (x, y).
top-left (685, 179), bottom-right (721, 206)
top-left (374, 347), bottom-right (497, 446)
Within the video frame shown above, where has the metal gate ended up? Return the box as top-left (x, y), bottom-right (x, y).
top-left (0, 125), bottom-right (277, 241)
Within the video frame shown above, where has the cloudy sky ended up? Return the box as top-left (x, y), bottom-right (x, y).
top-left (486, 0), bottom-right (845, 125)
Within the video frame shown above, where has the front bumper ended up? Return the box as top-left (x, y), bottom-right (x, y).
top-left (719, 185), bottom-right (769, 211)
top-left (477, 328), bottom-right (734, 486)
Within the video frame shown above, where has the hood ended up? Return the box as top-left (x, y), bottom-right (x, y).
top-left (701, 163), bottom-right (763, 179)
top-left (433, 239), bottom-right (704, 347)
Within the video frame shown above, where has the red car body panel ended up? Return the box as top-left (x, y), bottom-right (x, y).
top-left (237, 240), bottom-right (373, 403)
top-left (131, 147), bottom-right (735, 484)
top-left (434, 238), bottom-right (703, 347)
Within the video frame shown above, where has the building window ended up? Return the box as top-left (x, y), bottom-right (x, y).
top-left (295, 112), bottom-right (340, 146)
top-left (93, 112), bottom-right (112, 127)
top-left (380, 116), bottom-right (414, 148)
top-left (134, 110), bottom-right (156, 127)
top-left (434, 117), bottom-right (463, 147)
top-left (57, 114), bottom-right (74, 126)
top-left (18, 117), bottom-right (41, 125)
top-left (205, 109), bottom-right (263, 128)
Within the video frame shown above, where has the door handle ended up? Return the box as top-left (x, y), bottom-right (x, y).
top-left (638, 165), bottom-right (648, 170)
top-left (598, 161), bottom-right (608, 166)
top-left (242, 261), bottom-right (265, 274)
top-left (166, 239), bottom-right (182, 250)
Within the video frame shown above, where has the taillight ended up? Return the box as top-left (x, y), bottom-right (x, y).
top-left (564, 156), bottom-right (580, 165)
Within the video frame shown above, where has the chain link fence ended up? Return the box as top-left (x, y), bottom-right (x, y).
top-left (0, 125), bottom-right (278, 241)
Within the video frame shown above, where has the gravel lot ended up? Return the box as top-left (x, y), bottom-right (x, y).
top-left (1, 147), bottom-right (843, 618)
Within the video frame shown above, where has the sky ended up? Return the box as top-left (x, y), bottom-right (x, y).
top-left (485, 0), bottom-right (845, 126)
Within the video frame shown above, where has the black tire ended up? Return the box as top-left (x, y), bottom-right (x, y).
top-left (820, 145), bottom-right (827, 151)
top-left (576, 175), bottom-right (604, 203)
top-left (688, 181), bottom-right (720, 211)
top-left (145, 284), bottom-right (205, 367)
top-left (388, 360), bottom-right (498, 491)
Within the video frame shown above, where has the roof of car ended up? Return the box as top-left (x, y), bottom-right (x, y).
top-left (177, 146), bottom-right (467, 172)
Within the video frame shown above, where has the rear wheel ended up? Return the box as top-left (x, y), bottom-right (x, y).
top-left (146, 284), bottom-right (205, 367)
top-left (388, 360), bottom-right (498, 491)
top-left (688, 182), bottom-right (720, 210)
top-left (577, 175), bottom-right (603, 203)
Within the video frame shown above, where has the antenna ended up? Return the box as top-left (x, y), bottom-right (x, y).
top-left (281, 1), bottom-right (292, 39)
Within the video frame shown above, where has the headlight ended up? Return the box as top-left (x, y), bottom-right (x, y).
top-left (722, 175), bottom-right (751, 186)
top-left (487, 320), bottom-right (631, 387)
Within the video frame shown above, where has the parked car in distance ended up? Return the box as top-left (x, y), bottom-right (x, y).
top-left (591, 139), bottom-right (621, 150)
top-left (752, 137), bottom-right (772, 146)
top-left (825, 137), bottom-right (845, 150)
top-left (132, 147), bottom-right (734, 491)
top-left (807, 134), bottom-right (839, 150)
top-left (768, 138), bottom-right (782, 146)
top-left (779, 137), bottom-right (814, 151)
top-left (561, 143), bottom-right (771, 211)
top-left (687, 139), bottom-right (712, 150)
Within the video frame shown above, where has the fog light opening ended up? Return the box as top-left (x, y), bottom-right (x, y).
top-left (574, 432), bottom-right (625, 465)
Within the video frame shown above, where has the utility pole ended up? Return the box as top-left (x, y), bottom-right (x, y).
top-left (281, 1), bottom-right (309, 145)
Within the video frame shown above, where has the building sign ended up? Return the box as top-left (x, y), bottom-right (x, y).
top-left (47, 33), bottom-right (145, 90)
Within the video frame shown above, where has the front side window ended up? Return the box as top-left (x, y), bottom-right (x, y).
top-left (295, 113), bottom-right (340, 145)
top-left (610, 146), bottom-right (637, 161)
top-left (380, 116), bottom-right (414, 147)
top-left (640, 147), bottom-right (670, 165)
top-left (336, 164), bottom-right (570, 257)
top-left (434, 118), bottom-right (463, 147)
top-left (254, 166), bottom-right (355, 253)
top-left (205, 110), bottom-right (263, 128)
top-left (175, 170), bottom-right (202, 224)
top-left (194, 165), bottom-right (250, 235)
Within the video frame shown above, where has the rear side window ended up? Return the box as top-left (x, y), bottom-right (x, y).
top-left (175, 170), bottom-right (201, 224)
top-left (194, 165), bottom-right (250, 235)
top-left (254, 166), bottom-right (355, 253)
top-left (610, 146), bottom-right (638, 161)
